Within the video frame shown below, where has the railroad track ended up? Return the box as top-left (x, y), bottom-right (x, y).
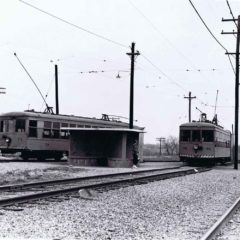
top-left (0, 166), bottom-right (210, 208)
top-left (200, 195), bottom-right (240, 240)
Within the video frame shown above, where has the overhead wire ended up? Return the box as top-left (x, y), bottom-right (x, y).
top-left (128, 0), bottom-right (221, 85)
top-left (140, 52), bottom-right (232, 109)
top-left (140, 54), bottom-right (232, 109)
top-left (19, 0), bottom-right (128, 49)
top-left (141, 54), bottom-right (188, 92)
top-left (78, 69), bottom-right (130, 74)
top-left (226, 0), bottom-right (238, 74)
top-left (227, 54), bottom-right (236, 74)
top-left (189, 0), bottom-right (236, 75)
top-left (19, 0), bottom-right (234, 110)
top-left (226, 0), bottom-right (238, 28)
top-left (188, 0), bottom-right (228, 52)
top-left (129, 0), bottom-right (233, 109)
top-left (128, 0), bottom-right (201, 70)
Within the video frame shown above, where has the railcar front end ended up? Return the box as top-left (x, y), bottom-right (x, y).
top-left (0, 112), bottom-right (69, 160)
top-left (179, 122), bottom-right (231, 166)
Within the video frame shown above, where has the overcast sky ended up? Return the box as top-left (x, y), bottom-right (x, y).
top-left (0, 0), bottom-right (239, 143)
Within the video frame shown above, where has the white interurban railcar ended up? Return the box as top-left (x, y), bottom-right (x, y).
top-left (179, 114), bottom-right (231, 166)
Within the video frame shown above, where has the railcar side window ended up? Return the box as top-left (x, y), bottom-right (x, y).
top-left (52, 122), bottom-right (60, 138)
top-left (2, 120), bottom-right (9, 132)
top-left (192, 130), bottom-right (201, 142)
top-left (43, 121), bottom-right (52, 138)
top-left (202, 130), bottom-right (214, 142)
top-left (29, 120), bottom-right (38, 137)
top-left (15, 119), bottom-right (25, 132)
top-left (180, 130), bottom-right (191, 142)
top-left (60, 123), bottom-right (69, 139)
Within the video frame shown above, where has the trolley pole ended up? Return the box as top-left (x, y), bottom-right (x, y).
top-left (184, 91), bottom-right (196, 122)
top-left (222, 16), bottom-right (240, 170)
top-left (55, 64), bottom-right (59, 115)
top-left (126, 42), bottom-right (140, 129)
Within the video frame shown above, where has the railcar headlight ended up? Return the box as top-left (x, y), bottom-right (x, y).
top-left (4, 137), bottom-right (11, 146)
top-left (193, 145), bottom-right (198, 150)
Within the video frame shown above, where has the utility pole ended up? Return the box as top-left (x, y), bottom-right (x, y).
top-left (156, 137), bottom-right (165, 156)
top-left (184, 91), bottom-right (196, 122)
top-left (126, 42), bottom-right (140, 129)
top-left (55, 64), bottom-right (59, 115)
top-left (222, 16), bottom-right (240, 170)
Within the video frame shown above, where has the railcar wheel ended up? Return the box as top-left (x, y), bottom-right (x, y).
top-left (54, 153), bottom-right (63, 161)
top-left (21, 152), bottom-right (29, 160)
top-left (180, 157), bottom-right (186, 162)
top-left (36, 153), bottom-right (46, 161)
top-left (208, 159), bottom-right (216, 167)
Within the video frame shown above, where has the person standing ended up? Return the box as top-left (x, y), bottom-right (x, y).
top-left (132, 140), bottom-right (139, 167)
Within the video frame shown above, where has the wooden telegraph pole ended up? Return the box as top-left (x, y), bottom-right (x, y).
top-left (127, 42), bottom-right (140, 129)
top-left (222, 15), bottom-right (240, 170)
top-left (156, 137), bottom-right (166, 156)
top-left (184, 91), bottom-right (196, 122)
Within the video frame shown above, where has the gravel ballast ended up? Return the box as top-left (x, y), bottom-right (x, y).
top-left (1, 166), bottom-right (240, 239)
top-left (215, 207), bottom-right (240, 240)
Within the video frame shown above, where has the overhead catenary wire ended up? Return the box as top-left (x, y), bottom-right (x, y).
top-left (18, 0), bottom-right (234, 111)
top-left (129, 0), bottom-right (217, 87)
top-left (129, 0), bottom-right (233, 99)
top-left (188, 0), bottom-right (236, 76)
top-left (141, 53), bottom-right (234, 109)
top-left (226, 0), bottom-right (238, 28)
top-left (188, 0), bottom-right (228, 52)
top-left (128, 0), bottom-right (203, 71)
top-left (78, 69), bottom-right (130, 74)
top-left (227, 54), bottom-right (236, 74)
top-left (141, 53), bottom-right (188, 92)
top-left (19, 0), bottom-right (128, 49)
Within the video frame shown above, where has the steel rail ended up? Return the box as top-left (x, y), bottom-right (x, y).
top-left (0, 166), bottom-right (182, 191)
top-left (200, 196), bottom-right (240, 240)
top-left (0, 167), bottom-right (209, 207)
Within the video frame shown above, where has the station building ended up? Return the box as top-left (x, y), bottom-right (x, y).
top-left (63, 127), bottom-right (145, 168)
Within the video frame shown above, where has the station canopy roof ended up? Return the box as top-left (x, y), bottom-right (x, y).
top-left (61, 127), bottom-right (145, 133)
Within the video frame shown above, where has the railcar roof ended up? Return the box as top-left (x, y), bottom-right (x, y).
top-left (180, 121), bottom-right (224, 130)
top-left (0, 111), bottom-right (144, 130)
top-left (0, 111), bottom-right (103, 121)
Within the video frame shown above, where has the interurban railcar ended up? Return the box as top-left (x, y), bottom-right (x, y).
top-left (0, 111), bottom-right (135, 160)
top-left (179, 115), bottom-right (231, 166)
